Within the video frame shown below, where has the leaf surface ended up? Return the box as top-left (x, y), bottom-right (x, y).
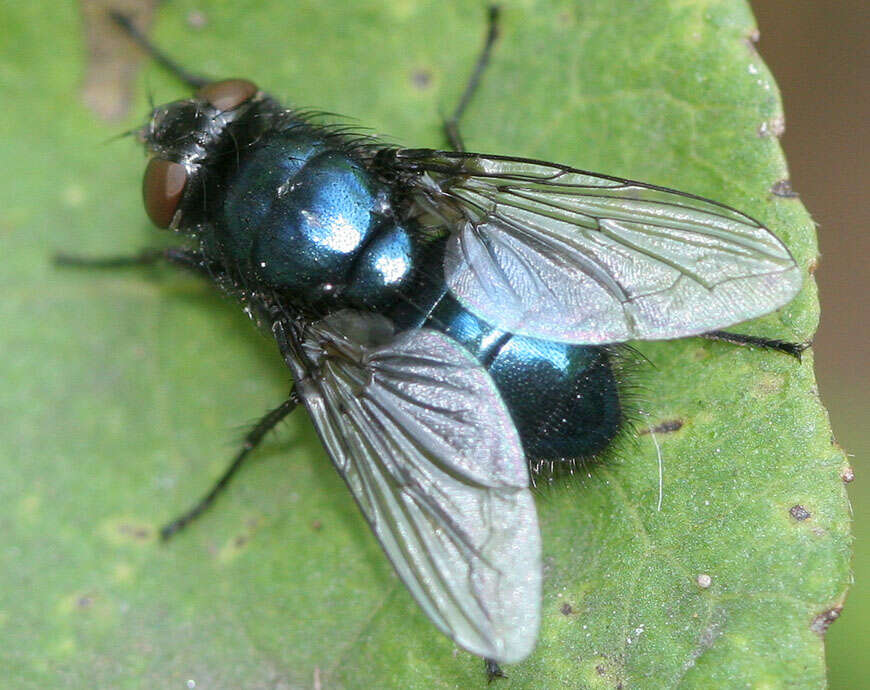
top-left (0, 1), bottom-right (849, 687)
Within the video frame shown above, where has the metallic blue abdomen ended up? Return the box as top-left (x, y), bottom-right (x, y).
top-left (428, 295), bottom-right (622, 461)
top-left (213, 128), bottom-right (621, 463)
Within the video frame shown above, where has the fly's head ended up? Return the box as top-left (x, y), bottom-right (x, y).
top-left (139, 79), bottom-right (262, 230)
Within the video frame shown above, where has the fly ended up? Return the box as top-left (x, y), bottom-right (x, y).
top-left (58, 7), bottom-right (806, 679)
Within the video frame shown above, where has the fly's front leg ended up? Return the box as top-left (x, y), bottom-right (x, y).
top-left (443, 5), bottom-right (501, 152)
top-left (55, 247), bottom-right (219, 280)
top-left (110, 11), bottom-right (209, 89)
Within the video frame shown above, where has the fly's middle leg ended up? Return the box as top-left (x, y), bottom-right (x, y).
top-left (443, 5), bottom-right (501, 152)
top-left (160, 391), bottom-right (300, 540)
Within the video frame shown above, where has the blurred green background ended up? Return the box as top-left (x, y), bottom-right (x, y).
top-left (752, 0), bottom-right (868, 686)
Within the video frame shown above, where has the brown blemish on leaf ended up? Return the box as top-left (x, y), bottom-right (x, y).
top-left (101, 518), bottom-right (156, 545)
top-left (411, 68), bottom-right (432, 90)
top-left (311, 519), bottom-right (323, 531)
top-left (770, 179), bottom-right (799, 198)
top-left (691, 346), bottom-right (711, 361)
top-left (80, 0), bottom-right (161, 121)
top-left (218, 516), bottom-right (263, 562)
top-left (789, 504), bottom-right (811, 521)
top-left (753, 372), bottom-right (785, 396)
top-left (640, 419), bottom-right (683, 434)
top-left (117, 522), bottom-right (153, 540)
top-left (59, 592), bottom-right (107, 618)
top-left (811, 606), bottom-right (842, 635)
top-left (842, 467), bottom-right (855, 483)
top-left (808, 256), bottom-right (820, 275)
top-left (560, 602), bottom-right (574, 616)
top-left (586, 656), bottom-right (625, 689)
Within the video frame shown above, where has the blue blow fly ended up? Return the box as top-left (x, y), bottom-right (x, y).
top-left (59, 7), bottom-right (805, 677)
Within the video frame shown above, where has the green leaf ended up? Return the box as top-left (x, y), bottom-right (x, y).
top-left (0, 0), bottom-right (850, 687)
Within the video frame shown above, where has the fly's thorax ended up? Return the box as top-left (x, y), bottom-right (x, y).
top-left (210, 130), bottom-right (421, 312)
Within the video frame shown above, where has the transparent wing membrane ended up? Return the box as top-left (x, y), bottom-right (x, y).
top-left (393, 150), bottom-right (802, 344)
top-left (292, 312), bottom-right (541, 663)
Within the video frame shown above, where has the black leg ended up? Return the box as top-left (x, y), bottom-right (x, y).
top-left (443, 6), bottom-right (501, 152)
top-left (484, 658), bottom-right (506, 683)
top-left (55, 246), bottom-right (216, 279)
top-left (109, 11), bottom-right (209, 89)
top-left (701, 330), bottom-right (810, 361)
top-left (160, 392), bottom-right (300, 540)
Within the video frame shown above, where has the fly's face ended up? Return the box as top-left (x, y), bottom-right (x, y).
top-left (139, 79), bottom-right (262, 229)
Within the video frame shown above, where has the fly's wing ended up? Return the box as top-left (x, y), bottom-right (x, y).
top-left (291, 312), bottom-right (541, 663)
top-left (390, 149), bottom-right (802, 344)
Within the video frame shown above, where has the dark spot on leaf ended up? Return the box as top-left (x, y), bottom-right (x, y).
top-left (411, 69), bottom-right (432, 90)
top-left (311, 519), bottom-right (323, 531)
top-left (234, 534), bottom-right (248, 548)
top-left (808, 257), bottom-right (820, 275)
top-left (641, 419), bottom-right (683, 434)
top-left (770, 179), bottom-right (798, 197)
top-left (560, 602), bottom-right (574, 615)
top-left (811, 606), bottom-right (842, 635)
top-left (590, 656), bottom-right (626, 688)
top-left (841, 467), bottom-right (855, 483)
top-left (789, 505), bottom-right (811, 521)
top-left (77, 595), bottom-right (94, 609)
top-left (118, 523), bottom-right (153, 540)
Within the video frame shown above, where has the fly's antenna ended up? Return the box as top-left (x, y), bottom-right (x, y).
top-left (144, 71), bottom-right (155, 110)
top-left (101, 126), bottom-right (141, 146)
top-left (109, 10), bottom-right (210, 90)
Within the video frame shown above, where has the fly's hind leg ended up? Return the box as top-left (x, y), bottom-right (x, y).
top-left (700, 330), bottom-right (810, 361)
top-left (484, 658), bottom-right (506, 683)
top-left (160, 391), bottom-right (300, 540)
top-left (443, 5), bottom-right (501, 152)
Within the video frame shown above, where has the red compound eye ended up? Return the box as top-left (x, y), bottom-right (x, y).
top-left (143, 157), bottom-right (187, 228)
top-left (196, 79), bottom-right (258, 112)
